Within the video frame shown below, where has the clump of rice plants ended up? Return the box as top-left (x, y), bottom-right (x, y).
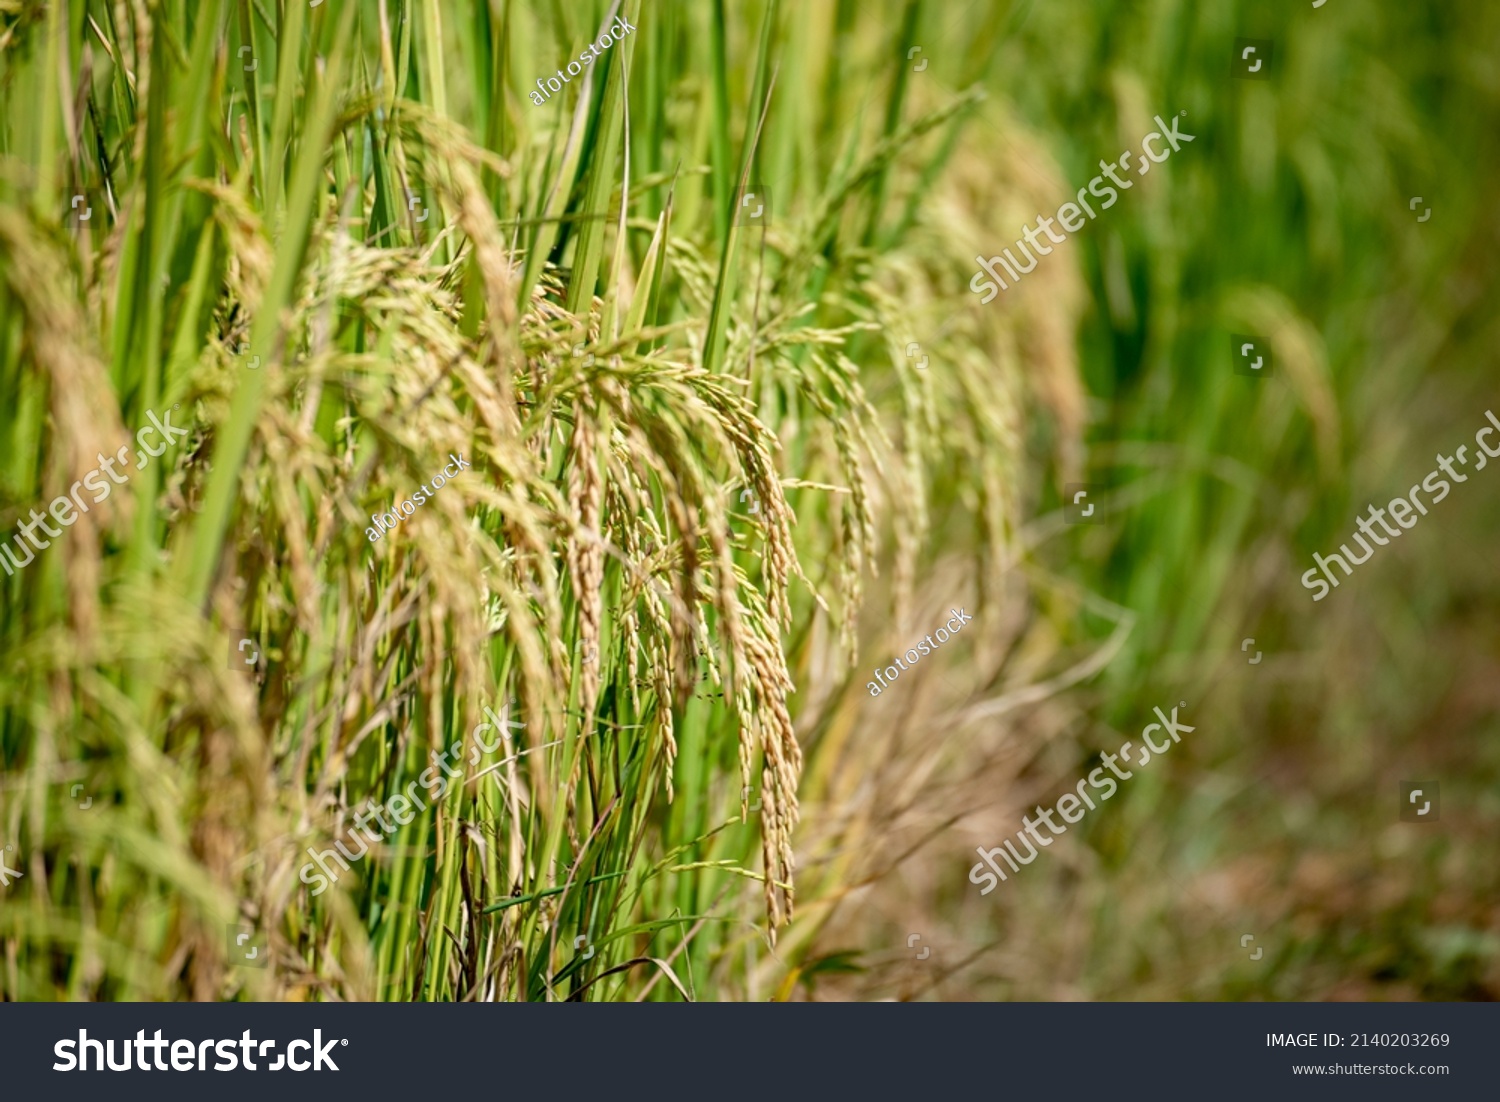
top-left (0, 0), bottom-right (1078, 1002)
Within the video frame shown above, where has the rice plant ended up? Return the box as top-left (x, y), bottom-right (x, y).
top-left (0, 0), bottom-right (1062, 1002)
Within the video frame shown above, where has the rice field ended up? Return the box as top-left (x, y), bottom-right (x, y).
top-left (1, 0), bottom-right (1497, 1002)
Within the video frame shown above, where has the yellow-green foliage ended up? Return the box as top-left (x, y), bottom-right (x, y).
top-left (4, 0), bottom-right (1498, 1004)
top-left (0, 0), bottom-right (1062, 1001)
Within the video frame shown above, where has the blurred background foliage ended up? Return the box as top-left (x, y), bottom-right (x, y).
top-left (0, 0), bottom-right (1496, 1001)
